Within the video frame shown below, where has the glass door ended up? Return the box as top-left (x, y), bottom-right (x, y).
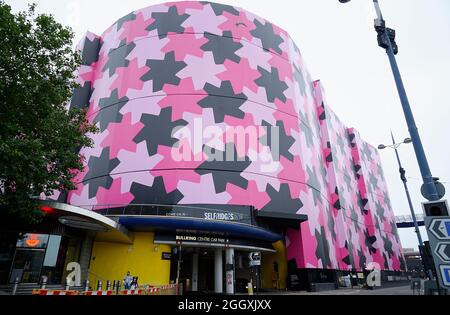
top-left (9, 249), bottom-right (45, 283)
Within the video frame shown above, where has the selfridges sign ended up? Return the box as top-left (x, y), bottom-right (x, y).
top-left (204, 211), bottom-right (238, 221)
top-left (164, 205), bottom-right (252, 224)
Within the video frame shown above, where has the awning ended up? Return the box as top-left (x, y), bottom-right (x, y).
top-left (38, 201), bottom-right (132, 244)
top-left (115, 215), bottom-right (282, 242)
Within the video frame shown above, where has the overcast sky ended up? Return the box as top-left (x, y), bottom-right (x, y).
top-left (7, 0), bottom-right (450, 250)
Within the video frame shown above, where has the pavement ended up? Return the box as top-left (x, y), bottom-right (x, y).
top-left (255, 281), bottom-right (415, 295)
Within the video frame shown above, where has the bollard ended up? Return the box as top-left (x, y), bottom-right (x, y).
top-left (40, 276), bottom-right (48, 289)
top-left (11, 277), bottom-right (19, 296)
top-left (112, 280), bottom-right (116, 291)
top-left (97, 280), bottom-right (102, 291)
top-left (65, 276), bottom-right (71, 291)
top-left (84, 279), bottom-right (90, 292)
top-left (116, 280), bottom-right (121, 294)
top-left (106, 280), bottom-right (111, 291)
top-left (247, 280), bottom-right (254, 295)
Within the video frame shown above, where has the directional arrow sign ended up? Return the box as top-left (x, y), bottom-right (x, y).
top-left (439, 265), bottom-right (450, 287)
top-left (429, 218), bottom-right (450, 240)
top-left (435, 243), bottom-right (450, 262)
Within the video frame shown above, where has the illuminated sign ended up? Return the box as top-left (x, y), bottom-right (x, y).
top-left (16, 234), bottom-right (49, 249)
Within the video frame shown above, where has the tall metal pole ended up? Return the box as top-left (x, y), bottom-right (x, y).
top-left (373, 0), bottom-right (439, 201)
top-left (390, 133), bottom-right (432, 279)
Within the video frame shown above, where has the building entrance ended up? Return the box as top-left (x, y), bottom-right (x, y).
top-left (170, 247), bottom-right (216, 293)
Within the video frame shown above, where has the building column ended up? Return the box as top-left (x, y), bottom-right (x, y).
top-left (192, 250), bottom-right (198, 292)
top-left (225, 248), bottom-right (234, 294)
top-left (214, 249), bottom-right (223, 293)
top-left (79, 235), bottom-right (93, 283)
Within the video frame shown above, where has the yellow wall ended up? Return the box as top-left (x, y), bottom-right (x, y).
top-left (89, 232), bottom-right (171, 286)
top-left (260, 240), bottom-right (287, 290)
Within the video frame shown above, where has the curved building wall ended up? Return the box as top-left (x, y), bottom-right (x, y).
top-left (65, 1), bottom-right (404, 271)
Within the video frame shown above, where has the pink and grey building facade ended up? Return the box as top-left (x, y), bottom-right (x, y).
top-left (54, 1), bottom-right (405, 290)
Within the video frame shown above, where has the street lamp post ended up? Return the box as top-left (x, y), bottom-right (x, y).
top-left (338, 0), bottom-right (440, 202)
top-left (378, 133), bottom-right (433, 279)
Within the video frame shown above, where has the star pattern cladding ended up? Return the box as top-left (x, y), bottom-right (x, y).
top-left (64, 1), bottom-right (404, 271)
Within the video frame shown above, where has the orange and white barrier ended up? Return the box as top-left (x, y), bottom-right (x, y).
top-left (32, 289), bottom-right (79, 296)
top-left (119, 289), bottom-right (142, 295)
top-left (83, 290), bottom-right (114, 296)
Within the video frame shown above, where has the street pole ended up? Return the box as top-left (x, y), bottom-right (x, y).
top-left (372, 0), bottom-right (439, 202)
top-left (389, 132), bottom-right (432, 279)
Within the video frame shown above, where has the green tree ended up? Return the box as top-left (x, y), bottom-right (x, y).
top-left (0, 2), bottom-right (97, 222)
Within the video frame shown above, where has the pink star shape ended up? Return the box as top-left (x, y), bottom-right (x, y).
top-left (162, 27), bottom-right (207, 61)
top-left (119, 13), bottom-right (153, 44)
top-left (226, 180), bottom-right (270, 210)
top-left (110, 58), bottom-right (149, 98)
top-left (100, 112), bottom-right (144, 158)
top-left (279, 156), bottom-right (308, 196)
top-left (96, 178), bottom-right (134, 206)
top-left (218, 58), bottom-right (259, 94)
top-left (269, 54), bottom-right (293, 81)
top-left (159, 77), bottom-right (204, 120)
top-left (151, 142), bottom-right (203, 193)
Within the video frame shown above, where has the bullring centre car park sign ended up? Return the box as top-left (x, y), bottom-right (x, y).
top-left (424, 216), bottom-right (450, 288)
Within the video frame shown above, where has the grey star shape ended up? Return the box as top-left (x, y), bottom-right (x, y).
top-left (81, 37), bottom-right (100, 65)
top-left (383, 192), bottom-right (391, 207)
top-left (201, 31), bottom-right (242, 64)
top-left (83, 147), bottom-right (120, 198)
top-left (327, 205), bottom-right (337, 241)
top-left (382, 235), bottom-right (394, 258)
top-left (377, 163), bottom-right (384, 179)
top-left (141, 51), bottom-right (187, 92)
top-left (336, 132), bottom-right (346, 156)
top-left (259, 120), bottom-right (295, 162)
top-left (318, 154), bottom-right (328, 180)
top-left (255, 66), bottom-right (288, 103)
top-left (130, 176), bottom-right (183, 205)
top-left (383, 252), bottom-right (389, 270)
top-left (70, 82), bottom-right (92, 110)
top-left (133, 107), bottom-right (187, 156)
top-left (375, 201), bottom-right (385, 220)
top-left (94, 90), bottom-right (129, 131)
top-left (299, 109), bottom-right (314, 148)
top-left (102, 41), bottom-right (136, 76)
top-left (250, 19), bottom-right (283, 54)
top-left (390, 220), bottom-right (399, 242)
top-left (146, 6), bottom-right (189, 39)
top-left (204, 2), bottom-right (239, 16)
top-left (195, 143), bottom-right (251, 193)
top-left (260, 183), bottom-right (303, 214)
top-left (198, 81), bottom-right (247, 123)
top-left (349, 205), bottom-right (361, 232)
top-left (343, 237), bottom-right (355, 268)
top-left (315, 227), bottom-right (332, 268)
top-left (307, 166), bottom-right (322, 206)
top-left (368, 170), bottom-right (378, 192)
top-left (343, 173), bottom-right (353, 193)
top-left (362, 142), bottom-right (373, 162)
top-left (116, 12), bottom-right (136, 30)
top-left (293, 64), bottom-right (307, 96)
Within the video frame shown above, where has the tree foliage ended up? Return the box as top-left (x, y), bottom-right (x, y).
top-left (0, 2), bottom-right (97, 222)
